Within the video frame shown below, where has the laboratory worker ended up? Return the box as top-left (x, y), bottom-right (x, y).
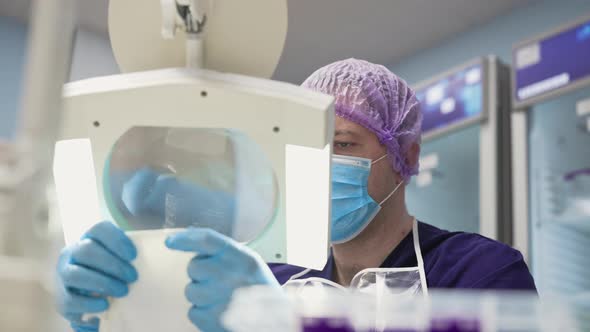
top-left (55, 59), bottom-right (536, 332)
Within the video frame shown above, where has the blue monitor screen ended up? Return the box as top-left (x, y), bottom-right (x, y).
top-left (513, 18), bottom-right (590, 104)
top-left (415, 64), bottom-right (483, 135)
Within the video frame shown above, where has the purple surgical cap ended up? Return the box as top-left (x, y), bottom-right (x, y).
top-left (302, 58), bottom-right (423, 180)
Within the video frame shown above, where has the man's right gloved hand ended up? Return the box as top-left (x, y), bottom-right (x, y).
top-left (56, 221), bottom-right (138, 332)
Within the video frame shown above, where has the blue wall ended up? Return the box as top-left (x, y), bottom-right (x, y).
top-left (0, 17), bottom-right (27, 140)
top-left (390, 0), bottom-right (590, 85)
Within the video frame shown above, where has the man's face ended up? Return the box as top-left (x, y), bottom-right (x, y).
top-left (333, 116), bottom-right (400, 204)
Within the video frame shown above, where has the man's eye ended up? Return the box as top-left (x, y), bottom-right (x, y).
top-left (335, 142), bottom-right (354, 148)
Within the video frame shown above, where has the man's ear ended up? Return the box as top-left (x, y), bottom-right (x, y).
top-left (406, 142), bottom-right (420, 170)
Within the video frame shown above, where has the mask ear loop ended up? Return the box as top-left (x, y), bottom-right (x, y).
top-left (371, 153), bottom-right (389, 165)
top-left (370, 153), bottom-right (404, 206)
top-left (379, 180), bottom-right (404, 206)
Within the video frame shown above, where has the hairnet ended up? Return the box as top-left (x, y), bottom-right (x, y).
top-left (301, 58), bottom-right (422, 180)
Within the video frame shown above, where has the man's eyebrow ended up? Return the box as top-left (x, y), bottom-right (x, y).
top-left (334, 130), bottom-right (359, 137)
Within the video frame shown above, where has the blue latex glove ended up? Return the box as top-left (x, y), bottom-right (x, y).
top-left (56, 222), bottom-right (138, 332)
top-left (120, 167), bottom-right (235, 234)
top-left (166, 228), bottom-right (280, 332)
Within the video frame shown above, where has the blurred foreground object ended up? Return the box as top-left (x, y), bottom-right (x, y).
top-left (0, 0), bottom-right (76, 331)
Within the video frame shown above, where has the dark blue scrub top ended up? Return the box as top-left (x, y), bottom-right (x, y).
top-left (269, 221), bottom-right (537, 291)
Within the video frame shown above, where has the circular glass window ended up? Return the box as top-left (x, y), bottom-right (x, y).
top-left (104, 127), bottom-right (277, 243)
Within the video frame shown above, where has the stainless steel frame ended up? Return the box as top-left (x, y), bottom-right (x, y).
top-left (511, 13), bottom-right (590, 109)
top-left (510, 107), bottom-right (530, 260)
top-left (480, 56), bottom-right (513, 243)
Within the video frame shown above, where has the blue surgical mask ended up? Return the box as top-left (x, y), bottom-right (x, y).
top-left (331, 154), bottom-right (403, 243)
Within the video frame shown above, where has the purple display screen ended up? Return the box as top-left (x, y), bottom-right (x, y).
top-left (513, 19), bottom-right (590, 103)
top-left (415, 64), bottom-right (484, 135)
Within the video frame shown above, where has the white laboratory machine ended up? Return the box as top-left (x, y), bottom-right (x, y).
top-left (52, 1), bottom-right (334, 331)
top-left (511, 13), bottom-right (590, 329)
top-left (405, 56), bottom-right (513, 243)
